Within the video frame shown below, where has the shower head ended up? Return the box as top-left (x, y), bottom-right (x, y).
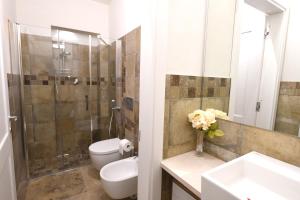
top-left (97, 34), bottom-right (109, 45)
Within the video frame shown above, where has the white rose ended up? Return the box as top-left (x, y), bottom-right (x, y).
top-left (206, 109), bottom-right (229, 120)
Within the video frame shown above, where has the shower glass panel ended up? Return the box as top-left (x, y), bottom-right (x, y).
top-left (20, 25), bottom-right (59, 177)
top-left (52, 28), bottom-right (96, 170)
top-left (19, 24), bottom-right (114, 178)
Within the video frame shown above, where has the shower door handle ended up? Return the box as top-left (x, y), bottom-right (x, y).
top-left (8, 115), bottom-right (18, 121)
top-left (8, 116), bottom-right (18, 133)
top-left (85, 95), bottom-right (89, 111)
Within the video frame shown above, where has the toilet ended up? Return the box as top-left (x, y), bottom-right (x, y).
top-left (89, 138), bottom-right (122, 170)
top-left (100, 157), bottom-right (138, 199)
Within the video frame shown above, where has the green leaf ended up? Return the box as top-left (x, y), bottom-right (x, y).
top-left (214, 129), bottom-right (224, 137)
top-left (210, 122), bottom-right (219, 131)
top-left (208, 130), bottom-right (215, 139)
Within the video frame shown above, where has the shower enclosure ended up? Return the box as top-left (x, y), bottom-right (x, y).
top-left (18, 24), bottom-right (117, 177)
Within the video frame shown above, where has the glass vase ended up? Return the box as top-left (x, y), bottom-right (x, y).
top-left (196, 131), bottom-right (204, 154)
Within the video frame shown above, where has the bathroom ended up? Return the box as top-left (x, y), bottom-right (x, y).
top-left (1, 0), bottom-right (300, 200)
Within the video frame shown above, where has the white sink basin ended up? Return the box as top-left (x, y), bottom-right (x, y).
top-left (201, 152), bottom-right (300, 200)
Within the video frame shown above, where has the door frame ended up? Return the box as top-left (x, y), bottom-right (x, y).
top-left (229, 0), bottom-right (289, 130)
top-left (0, 16), bottom-right (18, 200)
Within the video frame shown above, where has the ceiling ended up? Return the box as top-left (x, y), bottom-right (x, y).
top-left (91, 0), bottom-right (111, 5)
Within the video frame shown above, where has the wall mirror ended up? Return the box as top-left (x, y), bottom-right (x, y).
top-left (203, 0), bottom-right (300, 137)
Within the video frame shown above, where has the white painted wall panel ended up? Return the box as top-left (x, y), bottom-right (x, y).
top-left (16, 0), bottom-right (110, 39)
top-left (166, 0), bottom-right (206, 76)
top-left (109, 0), bottom-right (141, 41)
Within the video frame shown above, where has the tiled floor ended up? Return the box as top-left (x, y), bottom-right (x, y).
top-left (24, 165), bottom-right (131, 200)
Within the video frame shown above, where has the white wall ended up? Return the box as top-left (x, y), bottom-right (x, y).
top-left (0, 0), bottom-right (16, 135)
top-left (166, 0), bottom-right (206, 76)
top-left (16, 0), bottom-right (110, 39)
top-left (204, 0), bottom-right (237, 78)
top-left (1, 0), bottom-right (16, 74)
top-left (138, 0), bottom-right (168, 198)
top-left (109, 0), bottom-right (142, 41)
top-left (282, 0), bottom-right (300, 81)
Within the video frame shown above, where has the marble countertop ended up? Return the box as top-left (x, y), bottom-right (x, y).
top-left (161, 151), bottom-right (225, 197)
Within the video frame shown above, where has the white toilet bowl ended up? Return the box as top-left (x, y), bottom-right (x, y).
top-left (100, 157), bottom-right (138, 199)
top-left (89, 138), bottom-right (122, 170)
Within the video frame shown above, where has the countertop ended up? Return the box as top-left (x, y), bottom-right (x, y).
top-left (161, 151), bottom-right (225, 197)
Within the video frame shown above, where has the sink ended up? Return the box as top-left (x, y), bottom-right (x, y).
top-left (201, 152), bottom-right (300, 200)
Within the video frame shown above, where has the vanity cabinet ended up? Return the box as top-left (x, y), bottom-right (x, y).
top-left (172, 182), bottom-right (196, 200)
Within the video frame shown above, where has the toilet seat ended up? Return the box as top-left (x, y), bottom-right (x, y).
top-left (89, 138), bottom-right (120, 155)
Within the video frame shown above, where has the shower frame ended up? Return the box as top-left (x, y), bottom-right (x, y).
top-left (15, 23), bottom-right (109, 178)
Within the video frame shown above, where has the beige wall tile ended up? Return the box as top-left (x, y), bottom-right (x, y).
top-left (240, 126), bottom-right (300, 167)
top-left (23, 85), bottom-right (32, 105)
top-left (166, 142), bottom-right (196, 159)
top-left (124, 54), bottom-right (136, 98)
top-left (74, 85), bottom-right (89, 101)
top-left (169, 98), bottom-right (201, 146)
top-left (32, 103), bottom-right (55, 122)
top-left (56, 119), bottom-right (75, 134)
top-left (202, 120), bottom-right (300, 167)
top-left (205, 119), bottom-right (242, 153)
top-left (34, 122), bottom-right (56, 142)
top-left (56, 103), bottom-right (74, 119)
top-left (204, 141), bottom-right (239, 162)
top-left (31, 85), bottom-right (54, 104)
top-left (74, 102), bottom-right (90, 120)
top-left (24, 105), bottom-right (33, 123)
top-left (28, 38), bottom-right (52, 57)
top-left (202, 97), bottom-right (229, 113)
top-left (56, 85), bottom-right (75, 102)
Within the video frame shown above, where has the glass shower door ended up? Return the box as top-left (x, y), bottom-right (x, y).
top-left (19, 24), bottom-right (59, 177)
top-left (19, 24), bottom-right (109, 177)
top-left (53, 28), bottom-right (98, 169)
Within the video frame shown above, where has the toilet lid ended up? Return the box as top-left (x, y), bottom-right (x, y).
top-left (89, 138), bottom-right (120, 155)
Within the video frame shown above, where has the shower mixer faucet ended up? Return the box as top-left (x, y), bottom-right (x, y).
top-left (111, 100), bottom-right (121, 110)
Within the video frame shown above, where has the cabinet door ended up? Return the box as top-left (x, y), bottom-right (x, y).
top-left (172, 182), bottom-right (196, 200)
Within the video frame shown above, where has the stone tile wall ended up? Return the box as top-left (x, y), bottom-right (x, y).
top-left (201, 77), bottom-right (231, 113)
top-left (163, 74), bottom-right (300, 167)
top-left (97, 44), bottom-right (117, 141)
top-left (163, 75), bottom-right (231, 158)
top-left (204, 119), bottom-right (300, 167)
top-left (163, 75), bottom-right (202, 158)
top-left (115, 27), bottom-right (141, 151)
top-left (274, 81), bottom-right (300, 136)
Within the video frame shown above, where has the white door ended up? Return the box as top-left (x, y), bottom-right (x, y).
top-left (0, 13), bottom-right (17, 200)
top-left (255, 12), bottom-right (288, 130)
top-left (231, 3), bottom-right (266, 125)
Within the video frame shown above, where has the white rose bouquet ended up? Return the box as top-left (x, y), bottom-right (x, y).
top-left (188, 109), bottom-right (228, 138)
